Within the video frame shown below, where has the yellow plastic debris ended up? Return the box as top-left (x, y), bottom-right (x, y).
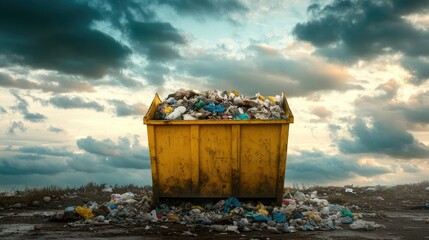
top-left (257, 202), bottom-right (269, 216)
top-left (309, 213), bottom-right (322, 223)
top-left (258, 95), bottom-right (265, 101)
top-left (164, 106), bottom-right (173, 115)
top-left (267, 96), bottom-right (276, 102)
top-left (75, 206), bottom-right (94, 220)
top-left (191, 205), bottom-right (205, 212)
top-left (231, 90), bottom-right (239, 96)
top-left (168, 213), bottom-right (180, 222)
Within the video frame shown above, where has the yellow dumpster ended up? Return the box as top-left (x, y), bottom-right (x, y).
top-left (143, 92), bottom-right (294, 204)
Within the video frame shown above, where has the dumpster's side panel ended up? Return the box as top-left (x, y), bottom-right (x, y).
top-left (155, 125), bottom-right (193, 197)
top-left (199, 125), bottom-right (232, 197)
top-left (239, 125), bottom-right (280, 197)
top-left (147, 125), bottom-right (159, 201)
top-left (143, 94), bottom-right (161, 124)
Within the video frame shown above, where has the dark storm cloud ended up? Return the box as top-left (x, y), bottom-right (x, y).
top-left (22, 112), bottom-right (46, 123)
top-left (48, 126), bottom-right (64, 133)
top-left (176, 45), bottom-right (360, 96)
top-left (67, 153), bottom-right (109, 173)
top-left (94, 0), bottom-right (156, 29)
top-left (400, 57), bottom-right (429, 84)
top-left (388, 91), bottom-right (429, 127)
top-left (0, 0), bottom-right (246, 89)
top-left (1, 72), bottom-right (39, 90)
top-left (98, 73), bottom-right (145, 89)
top-left (0, 155), bottom-right (66, 175)
top-left (156, 0), bottom-right (248, 20)
top-left (0, 106), bottom-right (6, 114)
top-left (0, 137), bottom-right (149, 177)
top-left (48, 96), bottom-right (104, 112)
top-left (392, 95), bottom-right (429, 129)
top-left (108, 100), bottom-right (148, 117)
top-left (0, 0), bottom-right (249, 89)
top-left (356, 80), bottom-right (429, 129)
top-left (337, 80), bottom-right (429, 159)
top-left (338, 116), bottom-right (429, 159)
top-left (144, 62), bottom-right (171, 86)
top-left (293, 0), bottom-right (429, 83)
top-left (75, 136), bottom-right (151, 169)
top-left (128, 21), bottom-right (186, 61)
top-left (286, 150), bottom-right (391, 183)
top-left (0, 72), bottom-right (96, 93)
top-left (392, 0), bottom-right (429, 14)
top-left (101, 0), bottom-right (246, 61)
top-left (0, 0), bottom-right (130, 78)
top-left (93, 1), bottom-right (188, 63)
top-left (401, 163), bottom-right (420, 173)
top-left (9, 89), bottom-right (47, 122)
top-left (19, 146), bottom-right (72, 157)
top-left (7, 121), bottom-right (26, 136)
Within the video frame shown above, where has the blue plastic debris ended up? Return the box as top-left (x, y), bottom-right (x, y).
top-left (203, 102), bottom-right (225, 113)
top-left (64, 206), bottom-right (75, 212)
top-left (224, 197), bottom-right (241, 213)
top-left (253, 214), bottom-right (271, 222)
top-left (234, 113), bottom-right (249, 120)
top-left (273, 211), bottom-right (287, 223)
top-left (340, 216), bottom-right (353, 224)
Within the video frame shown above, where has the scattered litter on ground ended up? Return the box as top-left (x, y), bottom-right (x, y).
top-left (375, 196), bottom-right (385, 201)
top-left (345, 188), bottom-right (354, 193)
top-left (349, 219), bottom-right (384, 230)
top-left (33, 212), bottom-right (55, 218)
top-left (182, 230), bottom-right (197, 236)
top-left (102, 187), bottom-right (113, 193)
top-left (39, 189), bottom-right (387, 235)
top-left (4, 182), bottom-right (429, 238)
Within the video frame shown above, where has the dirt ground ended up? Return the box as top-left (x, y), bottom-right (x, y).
top-left (1, 182), bottom-right (428, 239)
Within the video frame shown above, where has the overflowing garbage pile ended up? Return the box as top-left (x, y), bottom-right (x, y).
top-left (51, 189), bottom-right (384, 234)
top-left (153, 89), bottom-right (288, 120)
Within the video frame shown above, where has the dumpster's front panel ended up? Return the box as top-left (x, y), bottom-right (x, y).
top-left (199, 125), bottom-right (233, 197)
top-left (239, 124), bottom-right (280, 197)
top-left (155, 125), bottom-right (193, 196)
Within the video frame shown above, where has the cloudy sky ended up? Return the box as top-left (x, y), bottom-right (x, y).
top-left (1, 0), bottom-right (429, 190)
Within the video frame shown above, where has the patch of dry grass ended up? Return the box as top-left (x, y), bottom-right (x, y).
top-left (0, 182), bottom-right (152, 208)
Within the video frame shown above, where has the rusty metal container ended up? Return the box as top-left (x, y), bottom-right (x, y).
top-left (143, 92), bottom-right (294, 203)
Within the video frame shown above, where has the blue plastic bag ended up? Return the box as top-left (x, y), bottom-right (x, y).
top-left (224, 197), bottom-right (241, 213)
top-left (253, 214), bottom-right (271, 222)
top-left (203, 102), bottom-right (225, 113)
top-left (273, 211), bottom-right (287, 223)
